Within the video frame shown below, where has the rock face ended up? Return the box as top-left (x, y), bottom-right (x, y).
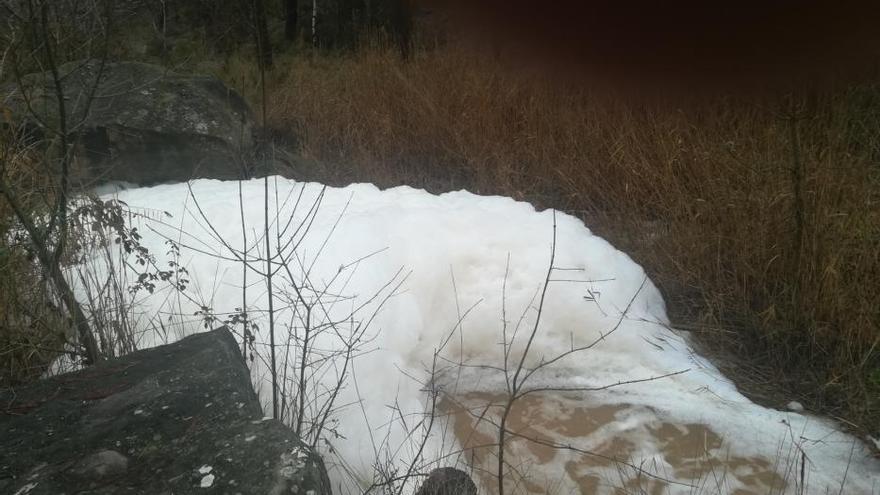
top-left (2, 60), bottom-right (254, 185)
top-left (0, 328), bottom-right (331, 494)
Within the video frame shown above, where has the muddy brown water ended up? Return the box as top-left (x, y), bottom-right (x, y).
top-left (440, 392), bottom-right (789, 494)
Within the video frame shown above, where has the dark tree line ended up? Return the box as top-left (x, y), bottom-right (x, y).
top-left (143, 0), bottom-right (413, 62)
top-left (281, 0), bottom-right (413, 55)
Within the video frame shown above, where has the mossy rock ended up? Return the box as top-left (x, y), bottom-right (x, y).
top-left (2, 60), bottom-right (255, 185)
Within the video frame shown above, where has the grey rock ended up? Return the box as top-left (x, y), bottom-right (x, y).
top-left (0, 328), bottom-right (331, 494)
top-left (415, 467), bottom-right (478, 495)
top-left (2, 60), bottom-right (254, 185)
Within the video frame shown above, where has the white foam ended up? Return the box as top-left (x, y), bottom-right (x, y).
top-left (77, 177), bottom-right (879, 494)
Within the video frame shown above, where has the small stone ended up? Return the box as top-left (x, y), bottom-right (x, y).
top-left (786, 401), bottom-right (805, 412)
top-left (198, 465), bottom-right (213, 475)
top-left (415, 467), bottom-right (477, 495)
top-left (200, 474), bottom-right (215, 488)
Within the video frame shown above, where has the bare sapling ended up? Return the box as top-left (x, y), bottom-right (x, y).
top-left (431, 211), bottom-right (690, 494)
top-left (160, 178), bottom-right (409, 482)
top-left (0, 0), bottom-right (118, 366)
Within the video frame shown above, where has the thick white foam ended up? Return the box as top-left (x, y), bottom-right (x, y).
top-left (77, 178), bottom-right (879, 494)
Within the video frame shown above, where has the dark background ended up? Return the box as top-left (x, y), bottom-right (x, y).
top-left (432, 0), bottom-right (880, 94)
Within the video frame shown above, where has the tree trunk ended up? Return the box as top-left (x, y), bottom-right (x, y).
top-left (284, 0), bottom-right (298, 41)
top-left (390, 0), bottom-right (412, 59)
top-left (253, 0), bottom-right (273, 68)
top-left (311, 0), bottom-right (318, 47)
top-left (335, 0), bottom-right (344, 47)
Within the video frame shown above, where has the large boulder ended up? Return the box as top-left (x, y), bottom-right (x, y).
top-left (0, 328), bottom-right (331, 494)
top-left (1, 60), bottom-right (254, 185)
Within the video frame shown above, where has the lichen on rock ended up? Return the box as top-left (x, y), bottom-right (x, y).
top-left (0, 328), bottom-right (332, 494)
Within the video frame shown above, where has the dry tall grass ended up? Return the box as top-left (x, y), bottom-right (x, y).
top-left (227, 43), bottom-right (879, 435)
top-left (0, 131), bottom-right (69, 385)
